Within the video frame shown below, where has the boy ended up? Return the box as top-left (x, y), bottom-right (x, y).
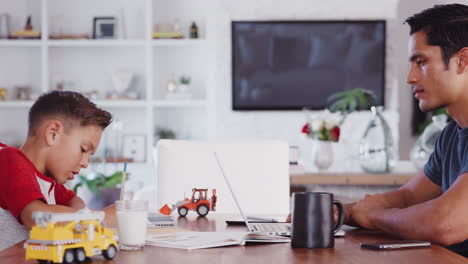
top-left (0, 90), bottom-right (113, 250)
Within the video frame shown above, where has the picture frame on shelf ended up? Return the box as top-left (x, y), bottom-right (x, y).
top-left (122, 134), bottom-right (146, 163)
top-left (93, 17), bottom-right (116, 39)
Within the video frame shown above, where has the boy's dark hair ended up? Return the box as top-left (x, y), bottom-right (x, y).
top-left (405, 4), bottom-right (468, 67)
top-left (28, 91), bottom-right (113, 136)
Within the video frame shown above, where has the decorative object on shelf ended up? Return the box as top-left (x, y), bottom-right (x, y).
top-left (359, 106), bottom-right (398, 173)
top-left (301, 110), bottom-right (340, 171)
top-left (83, 90), bottom-right (100, 101)
top-left (410, 114), bottom-right (448, 169)
top-left (0, 13), bottom-right (11, 39)
top-left (14, 85), bottom-right (32, 100)
top-left (49, 34), bottom-right (89, 39)
top-left (190, 22), bottom-right (198, 39)
top-left (179, 75), bottom-right (191, 92)
top-left (10, 15), bottom-right (40, 39)
top-left (122, 134), bottom-right (146, 163)
top-left (93, 17), bottom-right (116, 39)
top-left (166, 74), bottom-right (193, 100)
top-left (73, 171), bottom-right (127, 209)
top-left (153, 23), bottom-right (183, 39)
top-left (167, 74), bottom-right (178, 93)
top-left (327, 88), bottom-right (377, 126)
top-left (155, 127), bottom-right (176, 144)
top-left (0, 88), bottom-right (7, 101)
top-left (110, 69), bottom-right (134, 99)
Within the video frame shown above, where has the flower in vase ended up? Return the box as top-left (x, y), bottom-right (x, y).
top-left (301, 119), bottom-right (340, 142)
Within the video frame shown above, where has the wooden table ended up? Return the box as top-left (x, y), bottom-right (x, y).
top-left (1, 214), bottom-right (466, 264)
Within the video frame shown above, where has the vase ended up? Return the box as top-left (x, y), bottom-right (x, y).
top-left (314, 140), bottom-right (334, 171)
top-left (410, 114), bottom-right (447, 169)
top-left (359, 106), bottom-right (397, 173)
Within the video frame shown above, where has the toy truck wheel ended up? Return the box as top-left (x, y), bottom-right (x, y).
top-left (63, 249), bottom-right (75, 264)
top-left (178, 207), bottom-right (188, 217)
top-left (103, 245), bottom-right (117, 260)
top-left (75, 248), bottom-right (86, 262)
top-left (196, 204), bottom-right (209, 217)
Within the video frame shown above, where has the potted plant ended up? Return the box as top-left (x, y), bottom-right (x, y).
top-left (178, 75), bottom-right (191, 93)
top-left (73, 171), bottom-right (128, 209)
top-left (326, 88), bottom-right (377, 125)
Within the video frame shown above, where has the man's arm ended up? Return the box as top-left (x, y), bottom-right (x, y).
top-left (368, 172), bottom-right (468, 246)
top-left (345, 170), bottom-right (441, 228)
top-left (20, 200), bottom-right (78, 229)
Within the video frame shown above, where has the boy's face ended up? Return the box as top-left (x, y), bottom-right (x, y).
top-left (45, 124), bottom-right (103, 185)
top-left (406, 31), bottom-right (465, 112)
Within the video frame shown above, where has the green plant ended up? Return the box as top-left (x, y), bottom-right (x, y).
top-left (417, 108), bottom-right (450, 134)
top-left (73, 171), bottom-right (128, 195)
top-left (326, 88), bottom-right (377, 125)
top-left (155, 127), bottom-right (176, 140)
top-left (179, 76), bottom-right (191, 85)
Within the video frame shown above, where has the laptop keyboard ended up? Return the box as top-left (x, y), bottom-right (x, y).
top-left (252, 223), bottom-right (290, 233)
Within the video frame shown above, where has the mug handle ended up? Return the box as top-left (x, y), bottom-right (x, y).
top-left (333, 200), bottom-right (345, 233)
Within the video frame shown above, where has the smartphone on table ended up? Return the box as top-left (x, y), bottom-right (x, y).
top-left (360, 240), bottom-right (431, 250)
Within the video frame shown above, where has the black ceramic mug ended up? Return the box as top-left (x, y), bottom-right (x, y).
top-left (291, 192), bottom-right (344, 248)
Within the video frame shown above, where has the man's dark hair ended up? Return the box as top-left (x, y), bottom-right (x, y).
top-left (28, 91), bottom-right (113, 136)
top-left (405, 4), bottom-right (468, 67)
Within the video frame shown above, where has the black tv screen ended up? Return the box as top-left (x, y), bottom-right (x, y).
top-left (232, 21), bottom-right (386, 110)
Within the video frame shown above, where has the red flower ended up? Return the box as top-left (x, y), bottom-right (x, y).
top-left (329, 126), bottom-right (340, 142)
top-left (301, 124), bottom-right (311, 135)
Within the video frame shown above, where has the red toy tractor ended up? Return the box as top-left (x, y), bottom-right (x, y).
top-left (160, 188), bottom-right (217, 217)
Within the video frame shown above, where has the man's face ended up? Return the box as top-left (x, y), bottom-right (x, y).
top-left (407, 31), bottom-right (464, 112)
top-left (46, 124), bottom-right (103, 184)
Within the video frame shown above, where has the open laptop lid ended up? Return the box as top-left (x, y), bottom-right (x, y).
top-left (214, 152), bottom-right (255, 232)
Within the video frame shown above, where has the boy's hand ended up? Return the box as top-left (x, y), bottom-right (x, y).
top-left (103, 203), bottom-right (117, 228)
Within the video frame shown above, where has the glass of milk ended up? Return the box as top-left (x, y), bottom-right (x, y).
top-left (116, 200), bottom-right (148, 250)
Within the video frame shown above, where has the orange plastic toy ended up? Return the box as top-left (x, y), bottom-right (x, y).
top-left (160, 188), bottom-right (217, 217)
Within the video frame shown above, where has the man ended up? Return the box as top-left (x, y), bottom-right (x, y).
top-left (345, 4), bottom-right (468, 257)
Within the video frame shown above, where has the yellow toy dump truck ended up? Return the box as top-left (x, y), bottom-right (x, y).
top-left (24, 210), bottom-right (118, 264)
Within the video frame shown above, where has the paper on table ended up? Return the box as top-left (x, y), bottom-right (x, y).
top-left (146, 232), bottom-right (247, 250)
top-left (146, 231), bottom-right (291, 250)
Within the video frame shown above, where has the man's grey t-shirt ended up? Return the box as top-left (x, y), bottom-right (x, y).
top-left (424, 120), bottom-right (468, 256)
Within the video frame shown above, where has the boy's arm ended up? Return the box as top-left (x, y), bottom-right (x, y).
top-left (20, 200), bottom-right (77, 229)
top-left (67, 196), bottom-right (86, 210)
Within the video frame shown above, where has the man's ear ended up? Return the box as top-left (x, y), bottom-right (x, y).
top-left (44, 120), bottom-right (63, 146)
top-left (457, 48), bottom-right (468, 74)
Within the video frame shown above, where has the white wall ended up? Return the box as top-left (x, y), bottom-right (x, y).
top-left (211, 0), bottom-right (400, 170)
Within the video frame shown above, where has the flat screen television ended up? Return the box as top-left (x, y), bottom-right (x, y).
top-left (232, 21), bottom-right (386, 110)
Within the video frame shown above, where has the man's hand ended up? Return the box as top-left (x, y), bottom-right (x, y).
top-left (286, 205), bottom-right (341, 223)
top-left (351, 193), bottom-right (389, 229)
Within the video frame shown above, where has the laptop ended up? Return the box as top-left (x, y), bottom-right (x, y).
top-left (214, 152), bottom-right (292, 236)
top-left (214, 152), bottom-right (347, 237)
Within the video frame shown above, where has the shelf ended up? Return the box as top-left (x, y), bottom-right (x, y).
top-left (152, 99), bottom-right (208, 108)
top-left (0, 40), bottom-right (42, 47)
top-left (47, 39), bottom-right (146, 47)
top-left (93, 100), bottom-right (148, 108)
top-left (152, 39), bottom-right (207, 47)
top-left (0, 101), bottom-right (35, 107)
top-left (290, 172), bottom-right (414, 186)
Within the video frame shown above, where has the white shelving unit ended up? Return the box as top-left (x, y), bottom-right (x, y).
top-left (0, 0), bottom-right (216, 167)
